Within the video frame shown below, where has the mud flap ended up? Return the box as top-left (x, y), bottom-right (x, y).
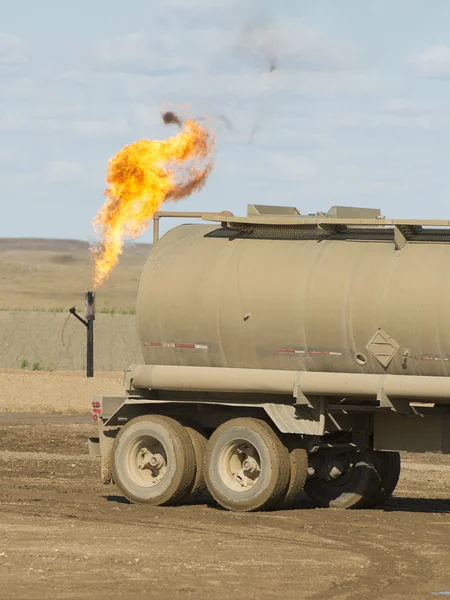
top-left (88, 437), bottom-right (101, 457)
top-left (98, 424), bottom-right (120, 485)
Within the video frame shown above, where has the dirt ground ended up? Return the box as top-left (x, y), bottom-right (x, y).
top-left (0, 416), bottom-right (449, 600)
top-left (0, 370), bottom-right (124, 413)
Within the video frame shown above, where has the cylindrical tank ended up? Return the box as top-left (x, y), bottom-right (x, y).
top-left (136, 223), bottom-right (450, 377)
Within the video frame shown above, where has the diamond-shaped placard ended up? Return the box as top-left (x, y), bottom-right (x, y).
top-left (365, 329), bottom-right (400, 368)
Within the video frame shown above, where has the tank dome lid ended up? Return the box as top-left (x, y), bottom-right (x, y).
top-left (247, 204), bottom-right (301, 217)
top-left (326, 206), bottom-right (381, 219)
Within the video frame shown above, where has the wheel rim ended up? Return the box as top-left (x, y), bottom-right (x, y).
top-left (315, 452), bottom-right (355, 488)
top-left (126, 435), bottom-right (168, 487)
top-left (218, 439), bottom-right (262, 492)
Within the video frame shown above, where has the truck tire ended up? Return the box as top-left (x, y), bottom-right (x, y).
top-left (378, 451), bottom-right (401, 500)
top-left (304, 449), bottom-right (382, 509)
top-left (179, 421), bottom-right (208, 503)
top-left (364, 451), bottom-right (401, 508)
top-left (204, 418), bottom-right (290, 512)
top-left (273, 439), bottom-right (308, 510)
top-left (111, 415), bottom-right (196, 505)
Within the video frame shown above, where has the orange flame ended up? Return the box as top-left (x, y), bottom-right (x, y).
top-left (91, 115), bottom-right (215, 287)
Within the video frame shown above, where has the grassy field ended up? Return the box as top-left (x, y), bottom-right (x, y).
top-left (0, 311), bottom-right (143, 371)
top-left (0, 238), bottom-right (151, 312)
top-left (0, 238), bottom-right (147, 371)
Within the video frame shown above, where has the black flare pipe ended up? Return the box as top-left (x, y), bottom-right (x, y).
top-left (85, 291), bottom-right (95, 378)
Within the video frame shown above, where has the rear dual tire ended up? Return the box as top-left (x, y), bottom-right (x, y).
top-left (204, 418), bottom-right (292, 512)
top-left (112, 416), bottom-right (310, 511)
top-left (273, 438), bottom-right (308, 510)
top-left (112, 415), bottom-right (199, 506)
top-left (179, 420), bottom-right (208, 503)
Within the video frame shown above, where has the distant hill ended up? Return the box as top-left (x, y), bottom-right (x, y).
top-left (0, 238), bottom-right (152, 311)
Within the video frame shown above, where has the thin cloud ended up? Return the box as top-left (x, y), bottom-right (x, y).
top-left (0, 34), bottom-right (28, 65)
top-left (94, 32), bottom-right (188, 73)
top-left (47, 160), bottom-right (82, 183)
top-left (270, 154), bottom-right (317, 182)
top-left (415, 45), bottom-right (450, 78)
top-left (237, 20), bottom-right (359, 72)
top-left (74, 118), bottom-right (130, 138)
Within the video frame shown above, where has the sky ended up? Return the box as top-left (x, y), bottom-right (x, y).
top-left (3, 0), bottom-right (450, 243)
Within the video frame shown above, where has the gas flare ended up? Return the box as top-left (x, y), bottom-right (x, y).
top-left (91, 113), bottom-right (215, 287)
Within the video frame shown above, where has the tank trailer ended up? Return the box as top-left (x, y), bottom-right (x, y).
top-left (90, 204), bottom-right (450, 511)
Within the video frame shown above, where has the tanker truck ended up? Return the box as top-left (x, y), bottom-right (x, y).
top-left (90, 204), bottom-right (450, 512)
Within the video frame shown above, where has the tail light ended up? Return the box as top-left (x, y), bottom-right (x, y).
top-left (92, 400), bottom-right (101, 423)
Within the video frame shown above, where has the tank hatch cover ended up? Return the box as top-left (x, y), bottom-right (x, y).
top-left (326, 206), bottom-right (381, 219)
top-left (247, 204), bottom-right (301, 217)
top-left (366, 329), bottom-right (400, 367)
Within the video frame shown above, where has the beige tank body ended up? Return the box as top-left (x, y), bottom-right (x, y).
top-left (136, 223), bottom-right (450, 377)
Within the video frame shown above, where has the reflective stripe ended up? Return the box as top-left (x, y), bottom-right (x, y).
top-left (143, 341), bottom-right (208, 350)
